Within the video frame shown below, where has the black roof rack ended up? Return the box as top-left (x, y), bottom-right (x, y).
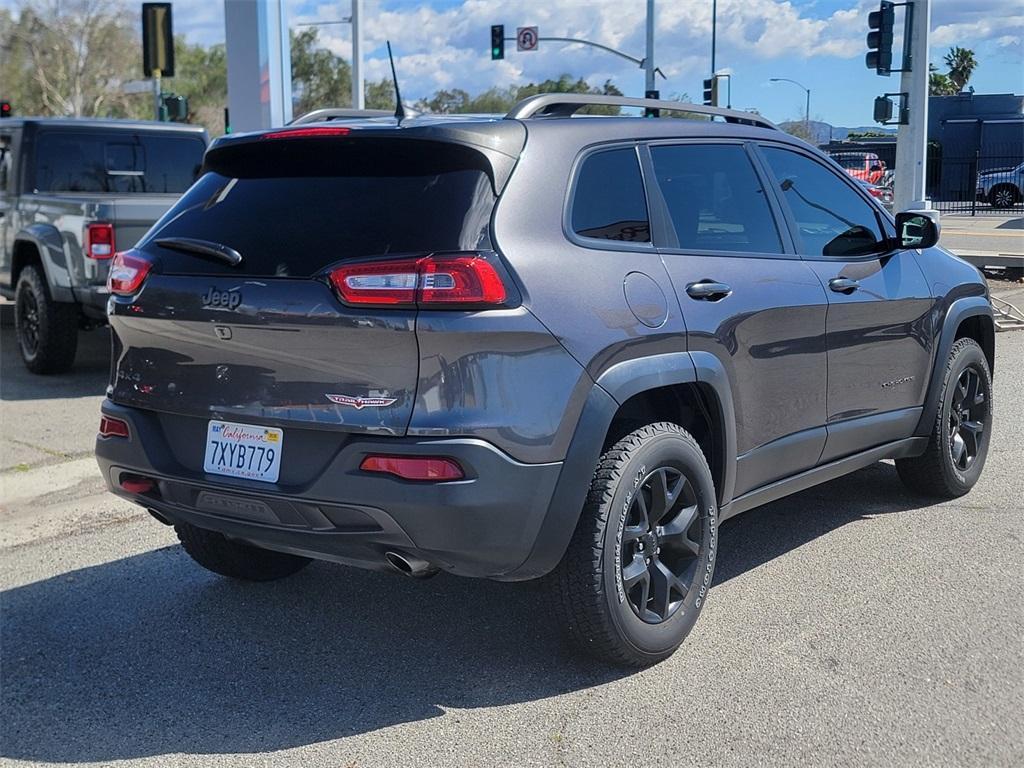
top-left (505, 93), bottom-right (777, 130)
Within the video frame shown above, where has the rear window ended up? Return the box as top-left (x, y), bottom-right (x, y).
top-left (140, 140), bottom-right (496, 277)
top-left (571, 147), bottom-right (650, 243)
top-left (33, 131), bottom-right (204, 193)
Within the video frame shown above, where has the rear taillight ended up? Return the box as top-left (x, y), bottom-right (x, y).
top-left (328, 253), bottom-right (508, 308)
top-left (360, 455), bottom-right (465, 481)
top-left (85, 222), bottom-right (115, 259)
top-left (99, 415), bottom-right (130, 438)
top-left (108, 250), bottom-right (152, 296)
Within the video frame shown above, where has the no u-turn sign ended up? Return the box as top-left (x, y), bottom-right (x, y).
top-left (517, 26), bottom-right (539, 52)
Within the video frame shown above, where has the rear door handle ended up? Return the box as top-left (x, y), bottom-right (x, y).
top-left (686, 280), bottom-right (732, 301)
top-left (829, 277), bottom-right (860, 294)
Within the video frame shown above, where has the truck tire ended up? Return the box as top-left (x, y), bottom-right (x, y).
top-left (175, 521), bottom-right (312, 581)
top-left (15, 264), bottom-right (78, 374)
top-left (549, 422), bottom-right (718, 667)
top-left (896, 338), bottom-right (992, 498)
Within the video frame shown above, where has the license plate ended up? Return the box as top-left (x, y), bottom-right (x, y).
top-left (203, 420), bottom-right (283, 483)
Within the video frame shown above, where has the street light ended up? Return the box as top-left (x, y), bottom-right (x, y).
top-left (770, 77), bottom-right (811, 133)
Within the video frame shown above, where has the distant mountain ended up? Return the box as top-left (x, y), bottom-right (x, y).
top-left (778, 120), bottom-right (897, 145)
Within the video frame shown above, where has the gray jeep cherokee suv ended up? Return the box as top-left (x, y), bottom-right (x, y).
top-left (96, 94), bottom-right (995, 666)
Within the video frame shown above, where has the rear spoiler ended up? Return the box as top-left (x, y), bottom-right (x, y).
top-left (202, 122), bottom-right (527, 194)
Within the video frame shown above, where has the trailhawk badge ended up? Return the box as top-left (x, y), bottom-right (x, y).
top-left (326, 393), bottom-right (397, 410)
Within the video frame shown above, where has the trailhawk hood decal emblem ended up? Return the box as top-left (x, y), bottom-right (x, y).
top-left (326, 394), bottom-right (397, 410)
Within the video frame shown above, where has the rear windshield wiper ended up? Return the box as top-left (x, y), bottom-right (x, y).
top-left (154, 237), bottom-right (243, 267)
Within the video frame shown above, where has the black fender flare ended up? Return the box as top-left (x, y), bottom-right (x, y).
top-left (13, 224), bottom-right (75, 302)
top-left (501, 351), bottom-right (737, 581)
top-left (914, 295), bottom-right (994, 437)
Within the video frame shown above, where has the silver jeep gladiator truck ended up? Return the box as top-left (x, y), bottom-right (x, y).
top-left (0, 118), bottom-right (207, 373)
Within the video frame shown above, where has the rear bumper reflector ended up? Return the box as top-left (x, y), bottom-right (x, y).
top-left (359, 455), bottom-right (465, 482)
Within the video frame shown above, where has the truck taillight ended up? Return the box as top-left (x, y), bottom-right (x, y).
top-left (108, 250), bottom-right (152, 296)
top-left (85, 222), bottom-right (115, 259)
top-left (327, 253), bottom-right (508, 308)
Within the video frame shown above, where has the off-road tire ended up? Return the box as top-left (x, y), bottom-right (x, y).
top-left (176, 521), bottom-right (312, 581)
top-left (549, 422), bottom-right (718, 667)
top-left (896, 338), bottom-right (992, 498)
top-left (15, 264), bottom-right (78, 374)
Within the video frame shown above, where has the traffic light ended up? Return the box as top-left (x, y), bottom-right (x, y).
top-left (866, 1), bottom-right (894, 75)
top-left (0, 100), bottom-right (11, 118)
top-left (702, 77), bottom-right (718, 107)
top-left (491, 25), bottom-right (504, 60)
top-left (873, 95), bottom-right (893, 123)
top-left (142, 3), bottom-right (175, 77)
top-left (644, 89), bottom-right (660, 118)
top-left (162, 94), bottom-right (188, 122)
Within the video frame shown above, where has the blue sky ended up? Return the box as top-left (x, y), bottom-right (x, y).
top-left (7, 0), bottom-right (1024, 126)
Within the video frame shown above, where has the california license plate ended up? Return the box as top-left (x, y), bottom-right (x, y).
top-left (203, 420), bottom-right (283, 483)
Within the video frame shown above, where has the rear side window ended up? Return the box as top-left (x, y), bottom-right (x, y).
top-left (140, 140), bottom-right (496, 277)
top-left (571, 147), bottom-right (650, 243)
top-left (33, 131), bottom-right (204, 193)
top-left (761, 146), bottom-right (884, 258)
top-left (651, 144), bottom-right (783, 254)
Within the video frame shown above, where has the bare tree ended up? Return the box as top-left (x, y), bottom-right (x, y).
top-left (5, 0), bottom-right (143, 117)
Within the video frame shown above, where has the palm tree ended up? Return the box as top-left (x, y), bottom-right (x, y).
top-left (929, 64), bottom-right (958, 96)
top-left (943, 47), bottom-right (977, 92)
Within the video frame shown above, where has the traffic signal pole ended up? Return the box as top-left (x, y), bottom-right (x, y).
top-left (893, 0), bottom-right (931, 211)
top-left (645, 0), bottom-right (655, 93)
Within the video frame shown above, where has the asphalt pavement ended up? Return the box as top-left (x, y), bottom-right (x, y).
top-left (1, 327), bottom-right (1022, 767)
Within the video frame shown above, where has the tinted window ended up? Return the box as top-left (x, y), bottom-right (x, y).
top-left (832, 155), bottom-right (864, 170)
top-left (762, 147), bottom-right (884, 258)
top-left (651, 144), bottom-right (782, 254)
top-left (571, 148), bottom-right (650, 242)
top-left (34, 131), bottom-right (204, 193)
top-left (140, 148), bottom-right (495, 277)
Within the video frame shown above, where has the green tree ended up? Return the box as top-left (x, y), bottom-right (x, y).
top-left (290, 27), bottom-right (351, 115)
top-left (164, 37), bottom-right (227, 132)
top-left (943, 46), bottom-right (977, 92)
top-left (929, 64), bottom-right (958, 96)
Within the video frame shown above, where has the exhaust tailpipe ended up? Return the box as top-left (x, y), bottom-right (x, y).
top-left (385, 550), bottom-right (439, 579)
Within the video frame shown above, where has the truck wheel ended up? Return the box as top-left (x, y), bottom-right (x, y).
top-left (549, 423), bottom-right (718, 667)
top-left (989, 184), bottom-right (1019, 209)
top-left (175, 522), bottom-right (312, 581)
top-left (896, 338), bottom-right (992, 498)
top-left (15, 264), bottom-right (78, 374)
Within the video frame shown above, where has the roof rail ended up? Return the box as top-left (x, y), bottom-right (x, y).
top-left (289, 107), bottom-right (395, 125)
top-left (505, 93), bottom-right (777, 130)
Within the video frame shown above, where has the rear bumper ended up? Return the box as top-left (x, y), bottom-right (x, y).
top-left (95, 401), bottom-right (563, 579)
top-left (72, 286), bottom-right (109, 321)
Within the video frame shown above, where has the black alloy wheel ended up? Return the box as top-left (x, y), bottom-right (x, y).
top-left (619, 466), bottom-right (702, 624)
top-left (16, 287), bottom-right (40, 357)
top-left (948, 366), bottom-right (986, 472)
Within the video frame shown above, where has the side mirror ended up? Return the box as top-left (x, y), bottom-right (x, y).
top-left (895, 210), bottom-right (940, 250)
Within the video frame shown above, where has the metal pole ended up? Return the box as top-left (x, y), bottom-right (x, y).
top-left (153, 68), bottom-right (162, 121)
top-left (645, 0), bottom-right (655, 93)
top-left (711, 0), bottom-right (717, 74)
top-left (893, 0), bottom-right (931, 211)
top-left (805, 88), bottom-right (810, 130)
top-left (351, 0), bottom-right (364, 110)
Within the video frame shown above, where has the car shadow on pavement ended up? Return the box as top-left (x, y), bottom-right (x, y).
top-left (0, 539), bottom-right (623, 763)
top-left (0, 326), bottom-right (110, 401)
top-left (1, 461), bottom-right (933, 763)
top-left (714, 461), bottom-right (932, 586)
